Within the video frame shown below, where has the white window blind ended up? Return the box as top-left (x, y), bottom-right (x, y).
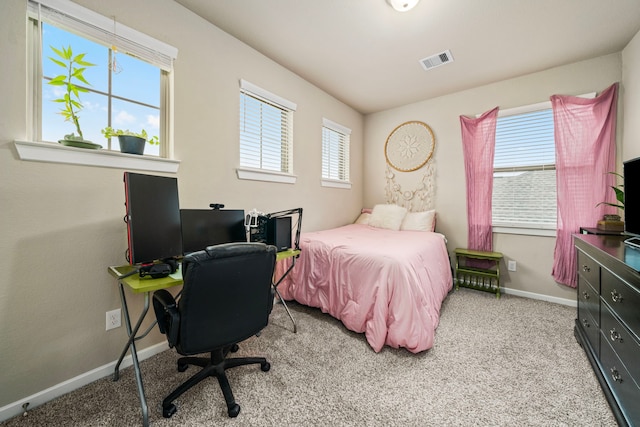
top-left (27, 0), bottom-right (178, 71)
top-left (239, 80), bottom-right (295, 174)
top-left (493, 106), bottom-right (557, 229)
top-left (322, 118), bottom-right (350, 182)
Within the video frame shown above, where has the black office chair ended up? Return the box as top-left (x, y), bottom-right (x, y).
top-left (152, 242), bottom-right (277, 419)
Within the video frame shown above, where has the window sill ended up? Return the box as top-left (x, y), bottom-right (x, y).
top-left (321, 178), bottom-right (351, 189)
top-left (236, 167), bottom-right (297, 184)
top-left (14, 140), bottom-right (180, 173)
top-left (493, 226), bottom-right (556, 237)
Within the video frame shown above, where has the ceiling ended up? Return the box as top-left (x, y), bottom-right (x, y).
top-left (174, 0), bottom-right (640, 114)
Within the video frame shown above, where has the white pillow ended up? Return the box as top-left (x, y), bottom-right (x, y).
top-left (401, 210), bottom-right (436, 232)
top-left (354, 213), bottom-right (371, 225)
top-left (368, 204), bottom-right (407, 230)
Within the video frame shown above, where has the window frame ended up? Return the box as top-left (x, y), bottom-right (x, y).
top-left (237, 79), bottom-right (297, 184)
top-left (21, 0), bottom-right (179, 172)
top-left (321, 118), bottom-right (351, 189)
top-left (491, 94), bottom-right (595, 236)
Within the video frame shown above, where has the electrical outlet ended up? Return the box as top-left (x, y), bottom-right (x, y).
top-left (508, 260), bottom-right (517, 272)
top-left (106, 309), bottom-right (121, 331)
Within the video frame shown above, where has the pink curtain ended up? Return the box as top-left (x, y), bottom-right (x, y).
top-left (551, 83), bottom-right (618, 287)
top-left (460, 107), bottom-right (499, 252)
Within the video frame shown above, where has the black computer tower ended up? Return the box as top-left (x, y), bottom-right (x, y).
top-left (268, 216), bottom-right (292, 251)
top-left (249, 216), bottom-right (291, 251)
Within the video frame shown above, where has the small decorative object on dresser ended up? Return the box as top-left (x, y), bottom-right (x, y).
top-left (574, 234), bottom-right (640, 426)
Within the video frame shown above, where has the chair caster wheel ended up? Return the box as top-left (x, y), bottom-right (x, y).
top-left (228, 403), bottom-right (240, 417)
top-left (163, 403), bottom-right (177, 418)
top-left (261, 361), bottom-right (271, 372)
top-left (230, 343), bottom-right (239, 352)
top-left (177, 363), bottom-right (188, 372)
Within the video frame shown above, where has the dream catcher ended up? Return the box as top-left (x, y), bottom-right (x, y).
top-left (384, 121), bottom-right (436, 211)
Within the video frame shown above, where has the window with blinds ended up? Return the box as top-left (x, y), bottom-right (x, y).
top-left (239, 80), bottom-right (295, 176)
top-left (27, 0), bottom-right (177, 157)
top-left (492, 106), bottom-right (557, 229)
top-left (322, 118), bottom-right (351, 187)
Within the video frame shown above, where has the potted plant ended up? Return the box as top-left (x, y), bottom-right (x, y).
top-left (48, 46), bottom-right (100, 149)
top-left (101, 127), bottom-right (159, 155)
top-left (597, 172), bottom-right (624, 212)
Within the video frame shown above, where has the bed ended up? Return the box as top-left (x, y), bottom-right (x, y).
top-left (276, 205), bottom-right (453, 353)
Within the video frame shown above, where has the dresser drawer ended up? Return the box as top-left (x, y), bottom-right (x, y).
top-left (600, 336), bottom-right (640, 425)
top-left (578, 275), bottom-right (599, 328)
top-left (577, 304), bottom-right (599, 356)
top-left (601, 304), bottom-right (640, 389)
top-left (577, 249), bottom-right (600, 290)
top-left (601, 268), bottom-right (640, 338)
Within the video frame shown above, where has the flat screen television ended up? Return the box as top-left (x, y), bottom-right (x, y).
top-left (123, 172), bottom-right (183, 265)
top-left (624, 157), bottom-right (640, 248)
top-left (180, 209), bottom-right (246, 254)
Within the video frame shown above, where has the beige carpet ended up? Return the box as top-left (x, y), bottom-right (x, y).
top-left (1, 288), bottom-right (616, 426)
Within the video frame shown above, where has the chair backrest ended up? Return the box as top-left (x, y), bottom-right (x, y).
top-left (176, 242), bottom-right (277, 355)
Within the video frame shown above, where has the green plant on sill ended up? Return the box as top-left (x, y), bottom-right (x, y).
top-left (101, 127), bottom-right (160, 145)
top-left (48, 45), bottom-right (95, 141)
top-left (596, 171), bottom-right (624, 210)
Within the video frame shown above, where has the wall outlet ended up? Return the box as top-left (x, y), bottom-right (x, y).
top-left (106, 309), bottom-right (121, 331)
top-left (508, 260), bottom-right (517, 272)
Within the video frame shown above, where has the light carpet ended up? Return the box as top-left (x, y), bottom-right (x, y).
top-left (1, 288), bottom-right (616, 426)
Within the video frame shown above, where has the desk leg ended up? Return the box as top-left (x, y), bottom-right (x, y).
top-left (273, 286), bottom-right (297, 333)
top-left (273, 260), bottom-right (297, 333)
top-left (114, 283), bottom-right (151, 427)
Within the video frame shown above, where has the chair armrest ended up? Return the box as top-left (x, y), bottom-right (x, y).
top-left (152, 289), bottom-right (180, 347)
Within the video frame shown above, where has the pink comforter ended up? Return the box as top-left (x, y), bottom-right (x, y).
top-left (276, 224), bottom-right (453, 353)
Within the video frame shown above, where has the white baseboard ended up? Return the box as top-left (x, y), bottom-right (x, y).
top-left (502, 286), bottom-right (576, 307)
top-left (0, 341), bottom-right (169, 423)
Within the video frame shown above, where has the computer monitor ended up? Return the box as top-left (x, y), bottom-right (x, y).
top-left (123, 172), bottom-right (183, 265)
top-left (180, 209), bottom-right (247, 254)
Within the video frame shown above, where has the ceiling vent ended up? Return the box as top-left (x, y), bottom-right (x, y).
top-left (419, 50), bottom-right (454, 71)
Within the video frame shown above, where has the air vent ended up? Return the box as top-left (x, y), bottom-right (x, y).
top-left (419, 50), bottom-right (454, 71)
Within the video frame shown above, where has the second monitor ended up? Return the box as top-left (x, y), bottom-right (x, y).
top-left (180, 209), bottom-right (246, 254)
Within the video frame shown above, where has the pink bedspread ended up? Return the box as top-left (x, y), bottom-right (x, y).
top-left (276, 224), bottom-right (453, 353)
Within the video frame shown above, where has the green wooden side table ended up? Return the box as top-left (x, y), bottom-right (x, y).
top-left (454, 248), bottom-right (504, 298)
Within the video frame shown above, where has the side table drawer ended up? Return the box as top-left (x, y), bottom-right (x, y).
top-left (577, 249), bottom-right (600, 291)
top-left (601, 268), bottom-right (640, 338)
top-left (578, 276), bottom-right (599, 328)
top-left (601, 303), bottom-right (640, 389)
top-left (600, 335), bottom-right (640, 425)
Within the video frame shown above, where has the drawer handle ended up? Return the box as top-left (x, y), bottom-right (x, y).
top-left (582, 265), bottom-right (591, 273)
top-left (609, 329), bottom-right (623, 343)
top-left (610, 367), bottom-right (623, 383)
top-left (582, 291), bottom-right (590, 300)
top-left (610, 290), bottom-right (623, 303)
top-left (582, 318), bottom-right (590, 328)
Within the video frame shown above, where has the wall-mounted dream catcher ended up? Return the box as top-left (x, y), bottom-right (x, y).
top-left (384, 121), bottom-right (435, 172)
top-left (384, 121), bottom-right (436, 212)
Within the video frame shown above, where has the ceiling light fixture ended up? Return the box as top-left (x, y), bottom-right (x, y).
top-left (386, 0), bottom-right (420, 12)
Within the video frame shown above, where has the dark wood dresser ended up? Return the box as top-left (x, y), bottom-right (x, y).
top-left (574, 234), bottom-right (640, 426)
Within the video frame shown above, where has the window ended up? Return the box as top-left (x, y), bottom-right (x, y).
top-left (492, 103), bottom-right (557, 231)
top-left (238, 80), bottom-right (297, 183)
top-left (27, 0), bottom-right (177, 158)
top-left (322, 118), bottom-right (351, 189)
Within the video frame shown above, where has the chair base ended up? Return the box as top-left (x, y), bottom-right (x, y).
top-left (162, 346), bottom-right (270, 418)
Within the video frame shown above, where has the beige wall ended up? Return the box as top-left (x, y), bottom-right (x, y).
top-left (364, 53), bottom-right (623, 303)
top-left (0, 0), bottom-right (363, 409)
top-left (623, 29), bottom-right (640, 161)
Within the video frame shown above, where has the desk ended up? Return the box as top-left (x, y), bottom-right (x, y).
top-left (108, 248), bottom-right (300, 426)
top-left (108, 264), bottom-right (183, 427)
